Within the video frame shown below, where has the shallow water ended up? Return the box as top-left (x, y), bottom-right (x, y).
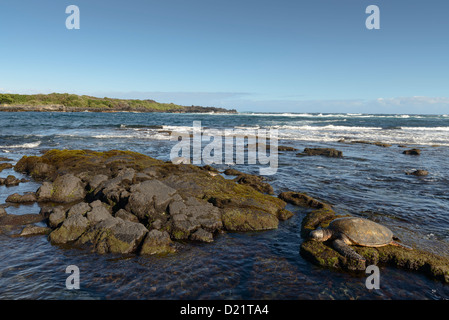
top-left (1, 112), bottom-right (448, 299)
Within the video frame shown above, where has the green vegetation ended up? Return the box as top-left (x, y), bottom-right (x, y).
top-left (0, 92), bottom-right (186, 112)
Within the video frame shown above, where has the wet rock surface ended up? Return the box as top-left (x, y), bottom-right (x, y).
top-left (0, 163), bottom-right (13, 173)
top-left (406, 169), bottom-right (429, 176)
top-left (6, 192), bottom-right (37, 203)
top-left (9, 149), bottom-right (290, 255)
top-left (338, 140), bottom-right (392, 148)
top-left (223, 168), bottom-right (274, 195)
top-left (5, 148), bottom-right (449, 283)
top-left (285, 191), bottom-right (449, 283)
top-left (0, 175), bottom-right (27, 187)
top-left (403, 148), bottom-right (421, 155)
top-left (298, 148), bottom-right (343, 158)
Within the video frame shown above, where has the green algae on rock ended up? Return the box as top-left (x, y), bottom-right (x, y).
top-left (281, 189), bottom-right (449, 283)
top-left (11, 149), bottom-right (292, 255)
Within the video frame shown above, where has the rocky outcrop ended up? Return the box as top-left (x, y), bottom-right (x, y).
top-left (406, 170), bottom-right (429, 176)
top-left (403, 149), bottom-right (421, 155)
top-left (0, 163), bottom-right (13, 173)
top-left (76, 217), bottom-right (149, 254)
top-left (36, 174), bottom-right (86, 203)
top-left (338, 139), bottom-right (392, 147)
top-left (278, 191), bottom-right (331, 210)
top-left (0, 175), bottom-right (27, 187)
top-left (279, 189), bottom-right (449, 283)
top-left (11, 149), bottom-right (291, 255)
top-left (298, 148), bottom-right (343, 158)
top-left (20, 225), bottom-right (51, 237)
top-left (140, 229), bottom-right (177, 255)
top-left (223, 168), bottom-right (274, 194)
top-left (6, 192), bottom-right (37, 203)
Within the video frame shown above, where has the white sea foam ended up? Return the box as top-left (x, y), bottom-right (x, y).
top-left (112, 122), bottom-right (449, 146)
top-left (92, 134), bottom-right (136, 139)
top-left (0, 141), bottom-right (42, 149)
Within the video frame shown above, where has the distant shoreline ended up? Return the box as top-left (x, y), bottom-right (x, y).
top-left (0, 93), bottom-right (237, 114)
top-left (0, 104), bottom-right (237, 114)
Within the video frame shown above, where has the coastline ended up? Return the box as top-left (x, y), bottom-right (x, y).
top-left (0, 93), bottom-right (237, 114)
top-left (0, 104), bottom-right (237, 114)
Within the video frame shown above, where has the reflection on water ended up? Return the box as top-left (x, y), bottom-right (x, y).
top-left (1, 209), bottom-right (448, 300)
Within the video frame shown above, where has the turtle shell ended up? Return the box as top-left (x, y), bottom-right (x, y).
top-left (328, 217), bottom-right (394, 246)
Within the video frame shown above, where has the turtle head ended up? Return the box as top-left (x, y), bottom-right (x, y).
top-left (309, 228), bottom-right (332, 242)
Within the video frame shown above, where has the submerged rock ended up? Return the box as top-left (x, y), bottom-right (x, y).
top-left (0, 163), bottom-right (13, 173)
top-left (6, 192), bottom-right (37, 203)
top-left (0, 175), bottom-right (24, 187)
top-left (406, 170), bottom-right (429, 176)
top-left (291, 191), bottom-right (449, 282)
top-left (301, 238), bottom-right (449, 282)
top-left (278, 191), bottom-right (331, 210)
top-left (0, 213), bottom-right (44, 226)
top-left (298, 148), bottom-right (343, 158)
top-left (278, 145), bottom-right (298, 151)
top-left (350, 140), bottom-right (392, 148)
top-left (403, 149), bottom-right (421, 155)
top-left (20, 225), bottom-right (51, 237)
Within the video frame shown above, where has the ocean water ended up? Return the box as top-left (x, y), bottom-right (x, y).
top-left (0, 111), bottom-right (448, 300)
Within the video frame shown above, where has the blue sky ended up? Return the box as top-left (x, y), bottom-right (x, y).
top-left (1, 0), bottom-right (448, 113)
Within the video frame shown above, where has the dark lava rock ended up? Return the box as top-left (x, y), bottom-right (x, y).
top-left (6, 192), bottom-right (37, 203)
top-left (126, 179), bottom-right (178, 222)
top-left (223, 168), bottom-right (274, 194)
top-left (140, 229), bottom-right (177, 255)
top-left (14, 149), bottom-right (291, 254)
top-left (114, 209), bottom-right (139, 223)
top-left (351, 140), bottom-right (392, 148)
top-left (0, 163), bottom-right (13, 173)
top-left (403, 148), bottom-right (421, 155)
top-left (295, 193), bottom-right (449, 283)
top-left (406, 170), bottom-right (429, 176)
top-left (299, 148), bottom-right (343, 158)
top-left (300, 238), bottom-right (449, 282)
top-left (278, 191), bottom-right (331, 210)
top-left (36, 174), bottom-right (86, 203)
top-left (20, 225), bottom-right (51, 237)
top-left (278, 145), bottom-right (298, 151)
top-left (76, 217), bottom-right (148, 254)
top-left (0, 213), bottom-right (45, 226)
top-left (49, 213), bottom-right (89, 244)
top-left (190, 228), bottom-right (214, 242)
top-left (0, 175), bottom-right (22, 187)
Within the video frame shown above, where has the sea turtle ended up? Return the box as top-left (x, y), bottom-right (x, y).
top-left (309, 217), bottom-right (412, 261)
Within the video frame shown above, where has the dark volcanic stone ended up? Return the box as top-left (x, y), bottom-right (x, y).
top-left (403, 149), bottom-right (421, 155)
top-left (299, 148), bottom-right (343, 158)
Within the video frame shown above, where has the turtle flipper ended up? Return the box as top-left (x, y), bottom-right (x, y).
top-left (390, 240), bottom-right (413, 250)
top-left (332, 238), bottom-right (366, 261)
